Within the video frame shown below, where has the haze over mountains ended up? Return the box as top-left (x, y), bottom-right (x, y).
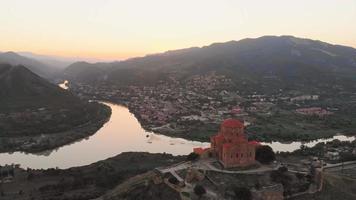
top-left (0, 51), bottom-right (62, 79)
top-left (0, 51), bottom-right (116, 80)
top-left (17, 52), bottom-right (74, 70)
top-left (62, 35), bottom-right (356, 93)
top-left (2, 35), bottom-right (356, 94)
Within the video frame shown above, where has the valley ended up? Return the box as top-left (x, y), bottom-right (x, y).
top-left (63, 36), bottom-right (356, 143)
top-left (1, 36), bottom-right (356, 200)
top-left (2, 0), bottom-right (356, 199)
top-left (68, 72), bottom-right (356, 143)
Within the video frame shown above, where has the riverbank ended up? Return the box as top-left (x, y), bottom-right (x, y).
top-left (114, 99), bottom-right (356, 144)
top-left (0, 103), bottom-right (111, 153)
top-left (0, 102), bottom-right (210, 169)
top-left (0, 152), bottom-right (185, 200)
top-left (68, 78), bottom-right (356, 144)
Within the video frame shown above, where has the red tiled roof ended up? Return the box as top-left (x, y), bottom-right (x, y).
top-left (193, 147), bottom-right (210, 155)
top-left (193, 148), bottom-right (205, 154)
top-left (221, 119), bottom-right (244, 128)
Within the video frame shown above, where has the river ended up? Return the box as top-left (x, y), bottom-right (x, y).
top-left (0, 84), bottom-right (354, 169)
top-left (0, 103), bottom-right (210, 169)
top-left (58, 80), bottom-right (69, 90)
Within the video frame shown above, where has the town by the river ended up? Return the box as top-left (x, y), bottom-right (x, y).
top-left (0, 101), bottom-right (354, 169)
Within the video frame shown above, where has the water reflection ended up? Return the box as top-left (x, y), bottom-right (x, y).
top-left (0, 102), bottom-right (354, 169)
top-left (58, 80), bottom-right (69, 90)
top-left (0, 103), bottom-right (210, 169)
top-left (262, 135), bottom-right (356, 152)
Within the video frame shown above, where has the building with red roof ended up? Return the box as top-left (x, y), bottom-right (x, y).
top-left (193, 147), bottom-right (208, 155)
top-left (210, 119), bottom-right (256, 168)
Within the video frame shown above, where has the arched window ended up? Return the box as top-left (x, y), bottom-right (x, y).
top-left (236, 153), bottom-right (239, 158)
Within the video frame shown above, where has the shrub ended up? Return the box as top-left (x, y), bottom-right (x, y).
top-left (194, 185), bottom-right (206, 197)
top-left (187, 152), bottom-right (200, 161)
top-left (233, 187), bottom-right (252, 200)
top-left (168, 176), bottom-right (179, 185)
top-left (255, 145), bottom-right (275, 164)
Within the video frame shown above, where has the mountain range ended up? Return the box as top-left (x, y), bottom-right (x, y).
top-left (0, 51), bottom-right (62, 79)
top-left (17, 51), bottom-right (73, 70)
top-left (2, 36), bottom-right (356, 94)
top-left (62, 35), bottom-right (356, 93)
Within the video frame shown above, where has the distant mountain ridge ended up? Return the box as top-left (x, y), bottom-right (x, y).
top-left (63, 61), bottom-right (113, 83)
top-left (17, 51), bottom-right (74, 70)
top-left (0, 51), bottom-right (61, 79)
top-left (62, 35), bottom-right (356, 93)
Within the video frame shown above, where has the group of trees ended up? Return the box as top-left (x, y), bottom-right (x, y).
top-left (255, 145), bottom-right (276, 164)
top-left (0, 167), bottom-right (14, 178)
top-left (233, 187), bottom-right (252, 200)
top-left (186, 152), bottom-right (200, 161)
top-left (193, 183), bottom-right (252, 199)
top-left (194, 185), bottom-right (206, 198)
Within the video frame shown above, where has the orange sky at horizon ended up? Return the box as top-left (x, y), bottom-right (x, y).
top-left (1, 0), bottom-right (356, 61)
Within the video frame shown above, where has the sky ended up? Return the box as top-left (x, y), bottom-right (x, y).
top-left (0, 0), bottom-right (356, 61)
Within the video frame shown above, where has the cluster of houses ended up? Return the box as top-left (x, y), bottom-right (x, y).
top-left (324, 142), bottom-right (356, 162)
top-left (71, 74), bottom-right (262, 130)
top-left (295, 107), bottom-right (333, 117)
top-left (69, 72), bottom-right (336, 134)
top-left (290, 95), bottom-right (319, 102)
top-left (0, 164), bottom-right (19, 183)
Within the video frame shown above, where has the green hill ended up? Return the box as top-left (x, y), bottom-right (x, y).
top-left (0, 64), bottom-right (110, 138)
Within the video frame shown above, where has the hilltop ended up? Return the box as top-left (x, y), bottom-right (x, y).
top-left (0, 64), bottom-right (111, 152)
top-left (0, 64), bottom-right (77, 110)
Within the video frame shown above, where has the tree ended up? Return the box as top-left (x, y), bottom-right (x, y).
top-left (255, 145), bottom-right (275, 164)
top-left (187, 152), bottom-right (200, 161)
top-left (27, 173), bottom-right (34, 181)
top-left (168, 177), bottom-right (179, 185)
top-left (233, 187), bottom-right (252, 200)
top-left (194, 185), bottom-right (206, 198)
